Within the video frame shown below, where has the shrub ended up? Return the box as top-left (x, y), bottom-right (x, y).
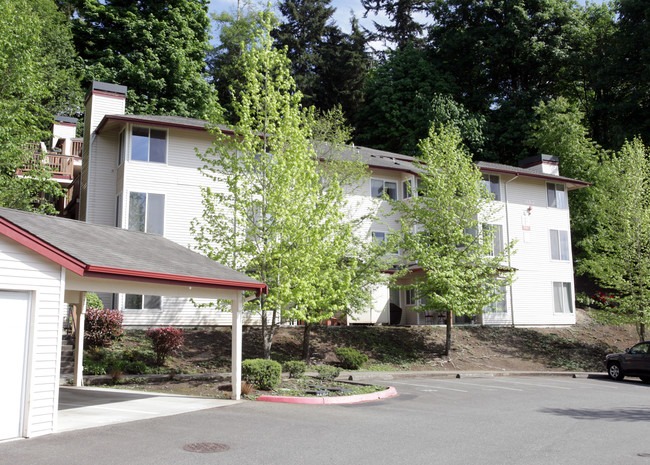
top-left (145, 327), bottom-right (184, 365)
top-left (335, 347), bottom-right (368, 370)
top-left (314, 365), bottom-right (341, 381)
top-left (85, 308), bottom-right (124, 347)
top-left (86, 292), bottom-right (104, 310)
top-left (83, 358), bottom-right (108, 376)
top-left (284, 360), bottom-right (307, 378)
top-left (242, 359), bottom-right (282, 390)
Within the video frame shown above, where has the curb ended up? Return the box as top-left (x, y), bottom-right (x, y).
top-left (344, 370), bottom-right (605, 381)
top-left (256, 386), bottom-right (398, 404)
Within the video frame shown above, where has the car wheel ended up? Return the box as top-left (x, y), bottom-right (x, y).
top-left (608, 362), bottom-right (624, 381)
top-left (640, 376), bottom-right (650, 384)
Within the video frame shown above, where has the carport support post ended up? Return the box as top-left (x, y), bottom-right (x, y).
top-left (231, 292), bottom-right (243, 400)
top-left (73, 292), bottom-right (87, 387)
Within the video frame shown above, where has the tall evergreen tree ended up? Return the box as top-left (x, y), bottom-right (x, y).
top-left (428, 0), bottom-right (584, 163)
top-left (273, 0), bottom-right (370, 117)
top-left (361, 0), bottom-right (428, 48)
top-left (69, 0), bottom-right (216, 118)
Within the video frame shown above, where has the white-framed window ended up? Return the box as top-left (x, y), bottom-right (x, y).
top-left (372, 231), bottom-right (398, 254)
top-left (371, 179), bottom-right (398, 200)
top-left (482, 174), bottom-right (501, 201)
top-left (483, 224), bottom-right (504, 256)
top-left (128, 192), bottom-right (165, 235)
top-left (402, 179), bottom-right (412, 199)
top-left (483, 285), bottom-right (507, 313)
top-left (405, 289), bottom-right (416, 306)
top-left (550, 229), bottom-right (570, 261)
top-left (131, 127), bottom-right (167, 163)
top-left (115, 193), bottom-right (122, 228)
top-left (547, 182), bottom-right (568, 209)
top-left (117, 129), bottom-right (125, 166)
top-left (125, 294), bottom-right (162, 311)
top-left (553, 282), bottom-right (573, 313)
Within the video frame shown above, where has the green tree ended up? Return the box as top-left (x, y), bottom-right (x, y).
top-left (527, 97), bottom-right (604, 244)
top-left (429, 0), bottom-right (585, 163)
top-left (0, 0), bottom-right (65, 213)
top-left (193, 12), bottom-right (381, 359)
top-left (274, 0), bottom-right (370, 118)
top-left (70, 0), bottom-right (216, 118)
top-left (361, 0), bottom-right (428, 48)
top-left (579, 139), bottom-right (650, 341)
top-left (207, 2), bottom-right (269, 122)
top-left (354, 44), bottom-right (457, 155)
top-left (392, 124), bottom-right (514, 355)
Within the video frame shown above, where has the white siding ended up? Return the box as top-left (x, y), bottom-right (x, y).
top-left (0, 236), bottom-right (65, 437)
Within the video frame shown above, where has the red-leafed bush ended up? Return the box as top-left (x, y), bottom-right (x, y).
top-left (85, 308), bottom-right (124, 347)
top-left (146, 327), bottom-right (184, 365)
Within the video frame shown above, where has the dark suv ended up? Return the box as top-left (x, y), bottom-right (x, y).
top-left (605, 341), bottom-right (650, 383)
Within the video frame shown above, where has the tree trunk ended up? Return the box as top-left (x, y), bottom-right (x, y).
top-left (638, 321), bottom-right (646, 342)
top-left (302, 323), bottom-right (312, 364)
top-left (444, 310), bottom-right (452, 356)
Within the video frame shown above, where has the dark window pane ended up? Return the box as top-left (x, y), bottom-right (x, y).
top-left (371, 179), bottom-right (384, 198)
top-left (143, 295), bottom-right (161, 310)
top-left (125, 294), bottom-right (142, 310)
top-left (131, 127), bottom-right (149, 161)
top-left (385, 181), bottom-right (397, 200)
top-left (149, 129), bottom-right (166, 163)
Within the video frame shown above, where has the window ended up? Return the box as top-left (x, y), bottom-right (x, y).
top-left (390, 289), bottom-right (401, 307)
top-left (371, 179), bottom-right (398, 200)
top-left (115, 194), bottom-right (122, 228)
top-left (547, 183), bottom-right (568, 209)
top-left (482, 174), bottom-right (501, 201)
top-left (402, 179), bottom-right (412, 199)
top-left (483, 224), bottom-right (504, 256)
top-left (117, 130), bottom-right (125, 166)
top-left (128, 192), bottom-right (164, 235)
top-left (125, 294), bottom-right (162, 311)
top-left (372, 231), bottom-right (398, 254)
top-left (131, 127), bottom-right (166, 163)
top-left (484, 286), bottom-right (507, 313)
top-left (405, 289), bottom-right (416, 306)
top-left (553, 282), bottom-right (573, 313)
top-left (550, 229), bottom-right (570, 261)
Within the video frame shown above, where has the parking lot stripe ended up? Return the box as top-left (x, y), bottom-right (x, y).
top-left (389, 380), bottom-right (468, 393)
top-left (492, 379), bottom-right (571, 390)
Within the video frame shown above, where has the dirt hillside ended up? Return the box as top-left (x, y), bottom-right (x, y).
top-left (163, 308), bottom-right (640, 374)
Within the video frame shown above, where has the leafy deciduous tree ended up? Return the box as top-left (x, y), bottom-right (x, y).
top-left (0, 0), bottom-right (65, 213)
top-left (579, 139), bottom-right (650, 341)
top-left (70, 0), bottom-right (216, 118)
top-left (392, 124), bottom-right (514, 355)
top-left (193, 12), bottom-right (382, 359)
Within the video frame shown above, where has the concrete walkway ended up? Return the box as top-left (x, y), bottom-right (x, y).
top-left (57, 386), bottom-right (239, 433)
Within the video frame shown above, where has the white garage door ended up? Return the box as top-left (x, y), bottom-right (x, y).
top-left (0, 291), bottom-right (31, 441)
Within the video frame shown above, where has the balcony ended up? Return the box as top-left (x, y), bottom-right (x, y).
top-left (19, 152), bottom-right (77, 180)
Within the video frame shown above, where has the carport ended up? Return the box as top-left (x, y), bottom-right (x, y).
top-left (0, 207), bottom-right (266, 440)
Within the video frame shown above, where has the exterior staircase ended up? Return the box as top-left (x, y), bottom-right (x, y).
top-left (60, 337), bottom-right (74, 378)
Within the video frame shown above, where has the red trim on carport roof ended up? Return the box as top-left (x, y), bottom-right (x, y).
top-left (0, 217), bottom-right (87, 275)
top-left (0, 217), bottom-right (268, 295)
top-left (84, 265), bottom-right (268, 294)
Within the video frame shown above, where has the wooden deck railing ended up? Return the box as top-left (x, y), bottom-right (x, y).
top-left (71, 139), bottom-right (83, 157)
top-left (22, 153), bottom-right (75, 178)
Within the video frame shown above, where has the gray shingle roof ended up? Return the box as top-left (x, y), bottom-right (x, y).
top-left (476, 161), bottom-right (590, 189)
top-left (0, 207), bottom-right (264, 291)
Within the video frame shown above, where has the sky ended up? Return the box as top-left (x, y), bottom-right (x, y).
top-left (207, 0), bottom-right (609, 42)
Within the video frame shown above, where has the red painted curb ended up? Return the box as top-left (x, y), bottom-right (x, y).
top-left (256, 386), bottom-right (398, 404)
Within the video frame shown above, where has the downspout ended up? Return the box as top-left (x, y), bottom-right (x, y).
top-left (504, 175), bottom-right (519, 327)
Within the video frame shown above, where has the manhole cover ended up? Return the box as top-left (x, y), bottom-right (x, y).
top-left (183, 443), bottom-right (230, 453)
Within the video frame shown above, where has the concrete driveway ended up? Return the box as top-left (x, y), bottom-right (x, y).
top-left (57, 386), bottom-right (238, 432)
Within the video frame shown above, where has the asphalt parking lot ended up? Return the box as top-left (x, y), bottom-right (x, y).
top-left (2, 375), bottom-right (649, 465)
